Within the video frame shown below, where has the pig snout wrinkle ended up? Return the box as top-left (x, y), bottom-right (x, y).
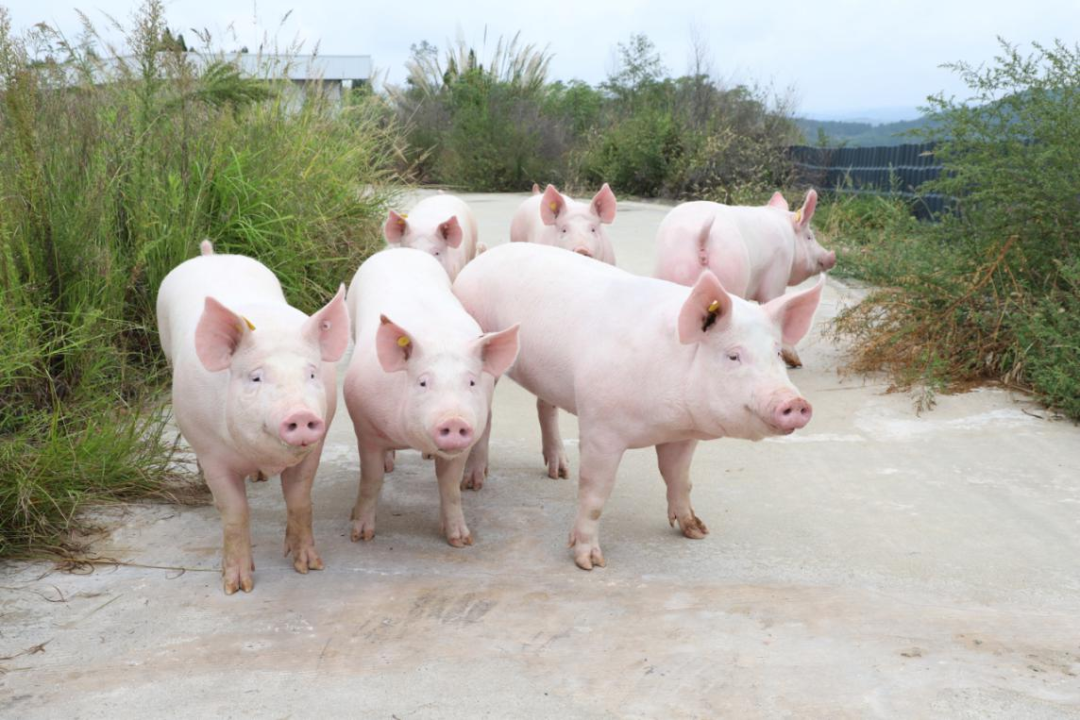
top-left (820, 252), bottom-right (837, 271)
top-left (279, 411), bottom-right (325, 447)
top-left (774, 397), bottom-right (812, 433)
top-left (433, 417), bottom-right (474, 452)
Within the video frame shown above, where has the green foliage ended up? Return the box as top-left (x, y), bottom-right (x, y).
top-left (831, 40), bottom-right (1080, 418)
top-left (394, 31), bottom-right (797, 199)
top-left (0, 1), bottom-right (404, 555)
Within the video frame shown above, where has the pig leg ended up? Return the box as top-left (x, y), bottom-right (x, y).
top-left (461, 411), bottom-right (492, 491)
top-left (384, 450), bottom-right (396, 473)
top-left (202, 460), bottom-right (254, 595)
top-left (569, 436), bottom-right (625, 570)
top-left (280, 447), bottom-right (325, 574)
top-left (656, 440), bottom-right (708, 539)
top-left (435, 454), bottom-right (473, 547)
top-left (537, 398), bottom-right (570, 479)
top-left (350, 441), bottom-right (385, 542)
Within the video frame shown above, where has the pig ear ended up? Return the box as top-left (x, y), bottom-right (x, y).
top-left (531, 183), bottom-right (541, 194)
top-left (195, 297), bottom-right (252, 372)
top-left (677, 271), bottom-right (733, 344)
top-left (303, 285), bottom-right (350, 363)
top-left (375, 314), bottom-right (415, 373)
top-left (767, 191), bottom-right (788, 210)
top-left (763, 275), bottom-right (825, 346)
top-left (590, 183), bottom-right (617, 224)
top-left (793, 189), bottom-right (818, 230)
top-left (474, 324), bottom-right (520, 378)
top-left (384, 211), bottom-right (408, 243)
top-left (439, 215), bottom-right (463, 249)
top-left (539, 185), bottom-right (564, 226)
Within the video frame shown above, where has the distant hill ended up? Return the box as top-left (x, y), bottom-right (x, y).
top-left (795, 116), bottom-right (933, 147)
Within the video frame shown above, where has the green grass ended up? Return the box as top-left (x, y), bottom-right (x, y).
top-left (0, 2), bottom-right (406, 556)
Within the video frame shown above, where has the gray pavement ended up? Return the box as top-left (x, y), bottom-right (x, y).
top-left (2, 191), bottom-right (1079, 719)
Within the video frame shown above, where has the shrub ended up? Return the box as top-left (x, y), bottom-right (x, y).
top-left (831, 39), bottom-right (1080, 418)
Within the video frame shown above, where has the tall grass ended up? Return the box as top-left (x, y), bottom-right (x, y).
top-left (0, 1), bottom-right (406, 555)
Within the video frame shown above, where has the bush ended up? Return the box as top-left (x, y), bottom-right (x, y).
top-left (831, 40), bottom-right (1080, 418)
top-left (0, 2), bottom-right (404, 555)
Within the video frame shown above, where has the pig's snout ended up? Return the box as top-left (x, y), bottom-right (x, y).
top-left (433, 417), bottom-right (474, 452)
top-left (279, 410), bottom-right (325, 447)
top-left (573, 247), bottom-right (593, 258)
top-left (819, 251), bottom-right (837, 271)
top-left (773, 397), bottom-right (812, 433)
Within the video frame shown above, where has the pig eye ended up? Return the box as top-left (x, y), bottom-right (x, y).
top-left (727, 352), bottom-right (741, 363)
top-left (419, 379), bottom-right (427, 388)
top-left (469, 379), bottom-right (476, 387)
top-left (250, 370), bottom-right (263, 383)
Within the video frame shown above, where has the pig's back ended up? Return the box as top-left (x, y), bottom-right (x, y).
top-left (156, 253), bottom-right (285, 363)
top-left (349, 249), bottom-right (479, 350)
top-left (454, 243), bottom-right (680, 412)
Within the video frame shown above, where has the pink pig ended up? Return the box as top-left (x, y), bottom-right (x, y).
top-left (511, 184), bottom-right (617, 263)
top-left (384, 193), bottom-right (482, 281)
top-left (654, 189), bottom-right (836, 367)
top-left (507, 182), bottom-right (618, 479)
top-left (454, 243), bottom-right (822, 570)
top-left (343, 248), bottom-right (519, 547)
top-left (156, 241), bottom-right (349, 594)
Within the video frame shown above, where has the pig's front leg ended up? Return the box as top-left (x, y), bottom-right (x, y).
top-left (435, 453), bottom-right (473, 547)
top-left (280, 446), bottom-right (326, 574)
top-left (656, 440), bottom-right (708, 539)
top-left (350, 441), bottom-right (386, 542)
top-left (202, 460), bottom-right (254, 595)
top-left (460, 411), bottom-right (491, 491)
top-left (569, 436), bottom-right (625, 570)
top-left (537, 398), bottom-right (570, 479)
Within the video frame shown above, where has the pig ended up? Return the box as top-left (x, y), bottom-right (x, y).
top-left (343, 248), bottom-right (519, 546)
top-left (507, 182), bottom-right (618, 480)
top-left (384, 193), bottom-right (482, 281)
top-left (654, 189), bottom-right (836, 368)
top-left (511, 183), bottom-right (617, 263)
top-left (156, 240), bottom-right (349, 594)
top-left (454, 243), bottom-right (823, 570)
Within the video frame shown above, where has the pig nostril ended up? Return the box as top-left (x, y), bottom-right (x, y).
top-left (287, 423), bottom-right (298, 432)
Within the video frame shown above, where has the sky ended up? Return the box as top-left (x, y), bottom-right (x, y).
top-left (6, 0), bottom-right (1078, 121)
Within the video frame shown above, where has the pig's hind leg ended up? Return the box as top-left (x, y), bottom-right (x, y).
top-left (280, 447), bottom-right (325, 574)
top-left (537, 398), bottom-right (570, 479)
top-left (350, 441), bottom-right (386, 542)
top-left (461, 411), bottom-right (492, 491)
top-left (656, 440), bottom-right (709, 539)
top-left (202, 460), bottom-right (255, 595)
top-left (435, 453), bottom-right (473, 547)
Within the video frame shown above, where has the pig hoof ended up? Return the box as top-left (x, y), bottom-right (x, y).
top-left (669, 509), bottom-right (709, 539)
top-left (568, 533), bottom-right (605, 570)
top-left (284, 539), bottom-right (325, 573)
top-left (544, 451), bottom-right (570, 479)
top-left (781, 348), bottom-right (803, 369)
top-left (446, 532), bottom-right (474, 548)
top-left (222, 566), bottom-right (254, 595)
top-left (350, 513), bottom-right (377, 542)
top-left (383, 450), bottom-right (396, 473)
top-left (460, 463), bottom-right (488, 491)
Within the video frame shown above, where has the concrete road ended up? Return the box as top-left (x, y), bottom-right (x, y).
top-left (3, 191), bottom-right (1079, 719)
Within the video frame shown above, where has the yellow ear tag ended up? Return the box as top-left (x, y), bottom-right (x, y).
top-left (793, 209), bottom-right (803, 224)
top-left (549, 202), bottom-right (558, 212)
top-left (397, 335), bottom-right (410, 348)
top-left (243, 317), bottom-right (256, 331)
top-left (707, 301), bottom-right (720, 314)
